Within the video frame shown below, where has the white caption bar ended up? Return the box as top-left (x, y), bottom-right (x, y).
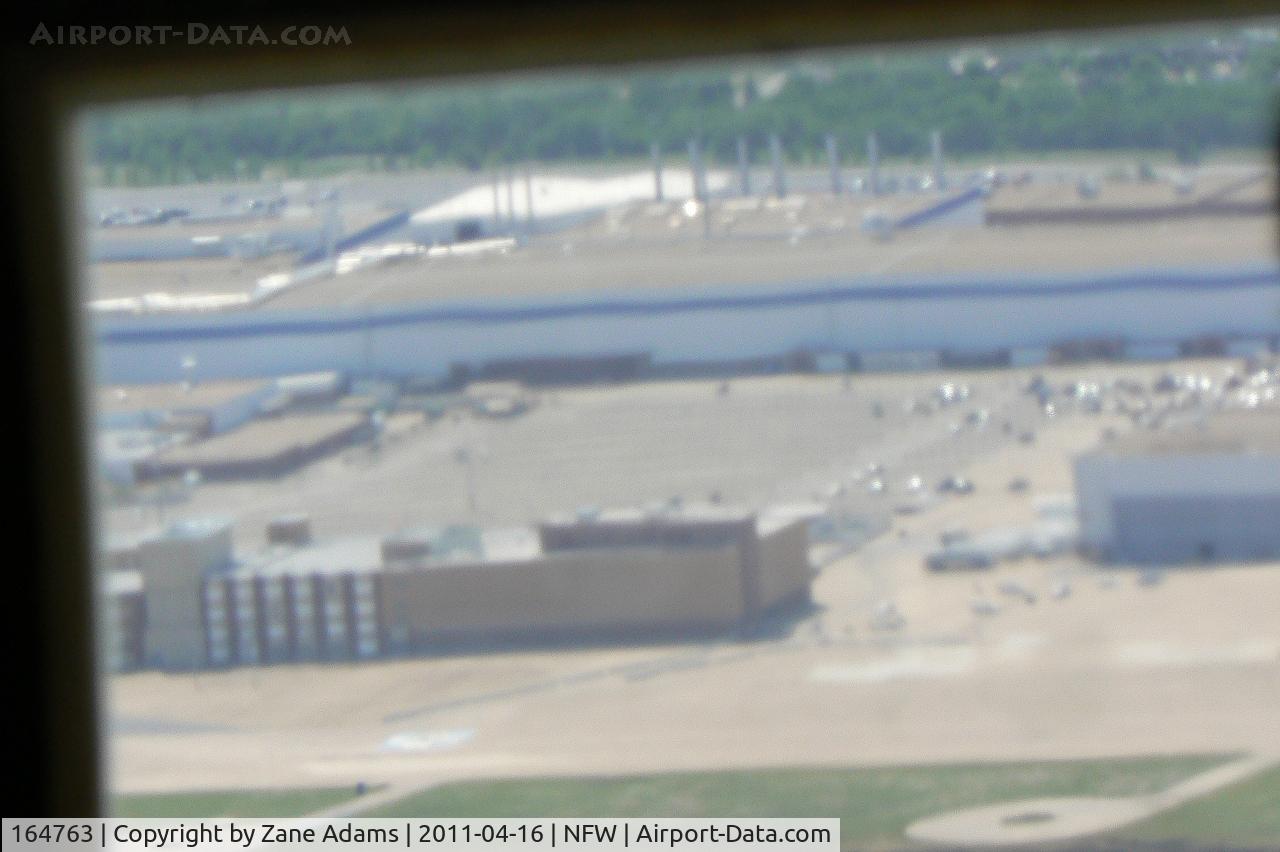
top-left (3, 820), bottom-right (839, 852)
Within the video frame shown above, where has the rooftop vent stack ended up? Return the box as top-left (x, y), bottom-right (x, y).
top-left (866, 132), bottom-right (881, 196)
top-left (267, 515), bottom-right (312, 547)
top-left (826, 133), bottom-right (842, 195)
top-left (770, 133), bottom-right (787, 198)
top-left (931, 129), bottom-right (946, 191)
top-left (380, 535), bottom-right (432, 570)
top-left (651, 142), bottom-right (665, 202)
top-left (737, 136), bottom-right (752, 196)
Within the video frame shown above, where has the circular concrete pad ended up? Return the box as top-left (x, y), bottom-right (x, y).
top-left (905, 796), bottom-right (1151, 846)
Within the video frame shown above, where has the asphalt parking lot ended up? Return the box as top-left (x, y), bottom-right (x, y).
top-left (105, 355), bottom-right (1280, 798)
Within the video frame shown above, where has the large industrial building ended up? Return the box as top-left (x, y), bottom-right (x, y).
top-left (135, 410), bottom-right (371, 481)
top-left (96, 372), bottom-right (357, 485)
top-left (87, 165), bottom-right (1279, 386)
top-left (97, 378), bottom-right (275, 436)
top-left (103, 505), bottom-right (812, 671)
top-left (1075, 411), bottom-right (1280, 565)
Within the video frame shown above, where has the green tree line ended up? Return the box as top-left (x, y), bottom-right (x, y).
top-left (86, 34), bottom-right (1280, 185)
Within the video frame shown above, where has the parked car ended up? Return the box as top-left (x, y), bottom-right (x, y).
top-left (998, 580), bottom-right (1036, 604)
top-left (970, 598), bottom-right (1001, 616)
top-left (927, 548), bottom-right (992, 572)
top-left (938, 474), bottom-right (974, 494)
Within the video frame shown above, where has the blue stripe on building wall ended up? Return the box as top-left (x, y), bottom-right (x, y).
top-left (96, 265), bottom-right (1280, 345)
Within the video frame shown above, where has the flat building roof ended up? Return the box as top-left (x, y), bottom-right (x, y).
top-left (257, 214), bottom-right (1279, 311)
top-left (236, 526), bottom-right (541, 578)
top-left (98, 379), bottom-right (269, 416)
top-left (145, 411), bottom-right (365, 469)
top-left (1095, 410), bottom-right (1280, 456)
top-left (984, 172), bottom-right (1273, 215)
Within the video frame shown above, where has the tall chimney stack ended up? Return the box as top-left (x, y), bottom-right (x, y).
top-left (505, 166), bottom-right (517, 230)
top-left (931, 130), bottom-right (946, 191)
top-left (737, 136), bottom-right (751, 196)
top-left (687, 138), bottom-right (711, 238)
top-left (524, 165), bottom-right (536, 230)
top-left (769, 133), bottom-right (787, 199)
top-left (688, 138), bottom-right (707, 202)
top-left (826, 134), bottom-right (842, 195)
top-left (651, 142), bottom-right (664, 202)
top-left (491, 172), bottom-right (503, 232)
top-left (866, 132), bottom-right (880, 196)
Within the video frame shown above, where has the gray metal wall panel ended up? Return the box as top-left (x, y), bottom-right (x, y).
top-left (1112, 494), bottom-right (1280, 564)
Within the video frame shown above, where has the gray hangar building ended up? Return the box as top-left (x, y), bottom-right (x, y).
top-left (1075, 412), bottom-right (1280, 565)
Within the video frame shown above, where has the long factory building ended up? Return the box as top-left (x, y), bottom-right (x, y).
top-left (90, 170), bottom-right (1279, 385)
top-left (93, 261), bottom-right (1280, 385)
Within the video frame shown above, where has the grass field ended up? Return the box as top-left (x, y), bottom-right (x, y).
top-left (112, 785), bottom-right (376, 818)
top-left (1117, 762), bottom-right (1280, 848)
top-left (366, 755), bottom-right (1233, 849)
